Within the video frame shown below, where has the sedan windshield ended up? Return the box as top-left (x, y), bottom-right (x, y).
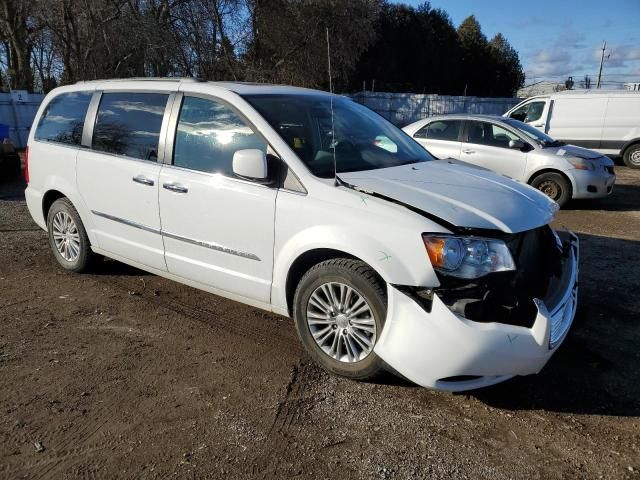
top-left (243, 94), bottom-right (434, 178)
top-left (503, 118), bottom-right (563, 147)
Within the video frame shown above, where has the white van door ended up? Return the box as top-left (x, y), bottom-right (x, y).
top-left (76, 91), bottom-right (172, 271)
top-left (158, 94), bottom-right (276, 304)
top-left (507, 99), bottom-right (550, 131)
top-left (547, 96), bottom-right (607, 149)
top-left (602, 95), bottom-right (640, 155)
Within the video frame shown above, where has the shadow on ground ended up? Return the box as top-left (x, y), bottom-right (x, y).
top-left (89, 258), bottom-right (152, 277)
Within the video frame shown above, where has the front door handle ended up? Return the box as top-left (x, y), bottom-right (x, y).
top-left (462, 149), bottom-right (475, 154)
top-left (132, 175), bottom-right (154, 186)
top-left (533, 123), bottom-right (544, 127)
top-left (163, 182), bottom-right (188, 193)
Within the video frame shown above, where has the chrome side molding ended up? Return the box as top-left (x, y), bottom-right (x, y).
top-left (91, 210), bottom-right (260, 261)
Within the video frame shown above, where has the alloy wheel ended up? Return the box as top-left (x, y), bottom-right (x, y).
top-left (51, 211), bottom-right (81, 262)
top-left (306, 282), bottom-right (377, 363)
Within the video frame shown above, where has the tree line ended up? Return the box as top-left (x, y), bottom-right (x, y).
top-left (0, 0), bottom-right (524, 96)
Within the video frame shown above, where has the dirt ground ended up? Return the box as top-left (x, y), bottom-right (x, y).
top-left (1, 159), bottom-right (639, 480)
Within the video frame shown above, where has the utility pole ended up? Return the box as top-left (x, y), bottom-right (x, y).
top-left (596, 41), bottom-right (608, 89)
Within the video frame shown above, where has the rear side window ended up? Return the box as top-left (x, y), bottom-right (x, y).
top-left (173, 96), bottom-right (267, 175)
top-left (92, 92), bottom-right (168, 161)
top-left (35, 92), bottom-right (92, 145)
top-left (415, 120), bottom-right (462, 141)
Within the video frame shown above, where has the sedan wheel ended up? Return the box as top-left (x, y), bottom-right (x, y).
top-left (538, 179), bottom-right (560, 200)
top-left (531, 172), bottom-right (572, 207)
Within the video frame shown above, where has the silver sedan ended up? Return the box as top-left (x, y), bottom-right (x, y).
top-left (403, 115), bottom-right (616, 207)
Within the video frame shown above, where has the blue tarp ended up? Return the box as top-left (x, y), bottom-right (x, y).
top-left (0, 92), bottom-right (45, 148)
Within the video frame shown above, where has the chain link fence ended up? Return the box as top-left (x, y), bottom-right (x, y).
top-left (350, 92), bottom-right (521, 127)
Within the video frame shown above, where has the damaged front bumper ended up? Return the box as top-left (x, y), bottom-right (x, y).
top-left (374, 231), bottom-right (579, 392)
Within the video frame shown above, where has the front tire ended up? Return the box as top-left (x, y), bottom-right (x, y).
top-left (47, 198), bottom-right (97, 273)
top-left (293, 258), bottom-right (387, 381)
top-left (531, 172), bottom-right (572, 207)
top-left (623, 144), bottom-right (640, 169)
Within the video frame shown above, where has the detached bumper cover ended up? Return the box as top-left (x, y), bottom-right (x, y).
top-left (374, 231), bottom-right (579, 392)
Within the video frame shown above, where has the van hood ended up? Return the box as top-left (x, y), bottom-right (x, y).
top-left (340, 160), bottom-right (558, 234)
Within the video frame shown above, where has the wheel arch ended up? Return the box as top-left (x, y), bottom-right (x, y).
top-left (284, 248), bottom-right (386, 317)
top-left (527, 168), bottom-right (575, 194)
top-left (272, 224), bottom-right (440, 317)
top-left (40, 186), bottom-right (98, 246)
top-left (42, 189), bottom-right (67, 221)
top-left (621, 138), bottom-right (640, 157)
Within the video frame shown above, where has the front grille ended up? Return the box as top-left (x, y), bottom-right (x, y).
top-left (505, 226), bottom-right (562, 298)
top-left (547, 234), bottom-right (578, 348)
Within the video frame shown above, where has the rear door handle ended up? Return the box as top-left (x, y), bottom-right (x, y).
top-left (163, 182), bottom-right (188, 193)
top-left (132, 175), bottom-right (154, 186)
top-left (533, 123), bottom-right (544, 127)
top-left (462, 149), bottom-right (475, 154)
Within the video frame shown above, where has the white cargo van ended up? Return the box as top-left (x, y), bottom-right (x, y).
top-left (504, 90), bottom-right (640, 168)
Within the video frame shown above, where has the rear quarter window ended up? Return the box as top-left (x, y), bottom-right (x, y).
top-left (415, 120), bottom-right (462, 141)
top-left (34, 92), bottom-right (92, 145)
top-left (92, 92), bottom-right (168, 161)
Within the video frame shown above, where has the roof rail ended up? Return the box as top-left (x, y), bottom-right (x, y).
top-left (74, 77), bottom-right (208, 84)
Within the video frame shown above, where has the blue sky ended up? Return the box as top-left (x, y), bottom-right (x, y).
top-left (392, 0), bottom-right (640, 87)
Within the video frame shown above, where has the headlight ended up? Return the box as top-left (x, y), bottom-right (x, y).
top-left (568, 158), bottom-right (595, 171)
top-left (422, 234), bottom-right (516, 279)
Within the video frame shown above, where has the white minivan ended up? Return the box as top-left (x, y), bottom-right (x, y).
top-left (25, 79), bottom-right (578, 391)
top-left (504, 90), bottom-right (640, 168)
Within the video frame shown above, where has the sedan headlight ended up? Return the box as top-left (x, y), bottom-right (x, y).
top-left (422, 234), bottom-right (516, 279)
top-left (568, 158), bottom-right (596, 171)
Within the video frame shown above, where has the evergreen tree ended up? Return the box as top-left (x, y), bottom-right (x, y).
top-left (489, 33), bottom-right (525, 96)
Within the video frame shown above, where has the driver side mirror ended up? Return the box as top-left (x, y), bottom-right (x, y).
top-left (232, 149), bottom-right (268, 181)
top-left (508, 139), bottom-right (525, 150)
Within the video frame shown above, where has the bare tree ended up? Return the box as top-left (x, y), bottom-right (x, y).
top-left (245, 0), bottom-right (379, 89)
top-left (0, 0), bottom-right (35, 90)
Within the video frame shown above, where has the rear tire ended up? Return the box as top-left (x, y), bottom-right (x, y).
top-left (531, 172), bottom-right (572, 207)
top-left (293, 258), bottom-right (387, 381)
top-left (623, 144), bottom-right (640, 169)
top-left (46, 198), bottom-right (97, 273)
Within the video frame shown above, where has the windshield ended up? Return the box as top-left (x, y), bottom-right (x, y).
top-left (503, 118), bottom-right (561, 147)
top-left (243, 94), bottom-right (434, 177)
